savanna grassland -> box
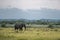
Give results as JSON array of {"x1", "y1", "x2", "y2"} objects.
[{"x1": 0, "y1": 27, "x2": 60, "y2": 40}]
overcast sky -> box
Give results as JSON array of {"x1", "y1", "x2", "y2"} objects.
[
  {"x1": 0, "y1": 0, "x2": 60, "y2": 20},
  {"x1": 0, "y1": 0, "x2": 60, "y2": 9}
]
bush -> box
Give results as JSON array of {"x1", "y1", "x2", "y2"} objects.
[
  {"x1": 48, "y1": 24, "x2": 54, "y2": 29},
  {"x1": 54, "y1": 29, "x2": 58, "y2": 32},
  {"x1": 1, "y1": 23, "x2": 6, "y2": 27}
]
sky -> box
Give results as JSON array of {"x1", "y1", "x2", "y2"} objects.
[{"x1": 0, "y1": 0, "x2": 60, "y2": 20}]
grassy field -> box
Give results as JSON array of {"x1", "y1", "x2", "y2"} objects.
[{"x1": 0, "y1": 27, "x2": 60, "y2": 40}]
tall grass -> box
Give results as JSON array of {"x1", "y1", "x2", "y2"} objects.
[{"x1": 0, "y1": 28, "x2": 60, "y2": 40}]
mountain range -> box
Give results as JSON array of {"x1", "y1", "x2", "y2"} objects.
[{"x1": 0, "y1": 8, "x2": 60, "y2": 20}]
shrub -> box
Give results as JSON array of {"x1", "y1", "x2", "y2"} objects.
[
  {"x1": 54, "y1": 29, "x2": 58, "y2": 32},
  {"x1": 1, "y1": 23, "x2": 6, "y2": 27},
  {"x1": 48, "y1": 24, "x2": 54, "y2": 29}
]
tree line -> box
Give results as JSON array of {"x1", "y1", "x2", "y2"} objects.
[{"x1": 0, "y1": 19, "x2": 60, "y2": 28}]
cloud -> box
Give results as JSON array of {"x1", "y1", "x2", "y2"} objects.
[{"x1": 0, "y1": 0, "x2": 60, "y2": 9}]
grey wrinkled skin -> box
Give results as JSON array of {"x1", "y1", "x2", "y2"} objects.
[{"x1": 14, "y1": 23, "x2": 26, "y2": 31}]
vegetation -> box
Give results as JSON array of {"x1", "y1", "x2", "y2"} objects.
[
  {"x1": 0, "y1": 19, "x2": 60, "y2": 40},
  {"x1": 1, "y1": 23, "x2": 6, "y2": 27},
  {"x1": 0, "y1": 19, "x2": 60, "y2": 25},
  {"x1": 0, "y1": 28, "x2": 60, "y2": 40},
  {"x1": 48, "y1": 24, "x2": 54, "y2": 29}
]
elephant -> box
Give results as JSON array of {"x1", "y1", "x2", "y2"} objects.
[{"x1": 14, "y1": 23, "x2": 26, "y2": 31}]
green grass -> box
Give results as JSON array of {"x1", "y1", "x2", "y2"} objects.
[{"x1": 0, "y1": 27, "x2": 60, "y2": 40}]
